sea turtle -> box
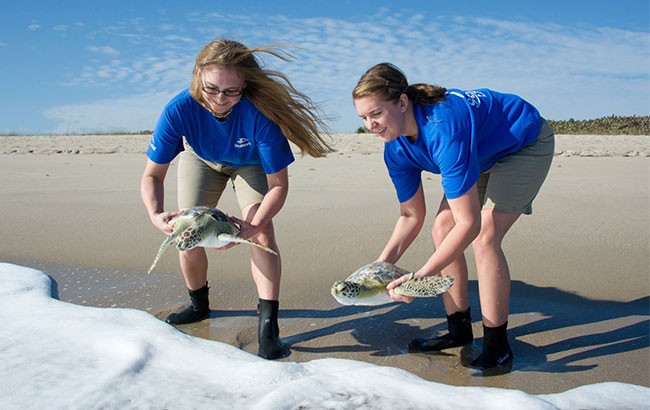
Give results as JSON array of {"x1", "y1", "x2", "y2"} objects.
[
  {"x1": 147, "y1": 206, "x2": 277, "y2": 273},
  {"x1": 331, "y1": 262, "x2": 454, "y2": 306}
]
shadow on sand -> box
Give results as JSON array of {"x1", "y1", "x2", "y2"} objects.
[
  {"x1": 48, "y1": 276, "x2": 649, "y2": 376},
  {"x1": 200, "y1": 280, "x2": 648, "y2": 375}
]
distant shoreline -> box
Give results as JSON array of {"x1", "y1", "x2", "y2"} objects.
[{"x1": 1, "y1": 133, "x2": 649, "y2": 157}]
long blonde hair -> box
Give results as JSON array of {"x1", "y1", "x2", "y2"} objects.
[
  {"x1": 352, "y1": 63, "x2": 447, "y2": 105},
  {"x1": 190, "y1": 39, "x2": 333, "y2": 158}
]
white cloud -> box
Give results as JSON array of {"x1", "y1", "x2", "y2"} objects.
[
  {"x1": 270, "y1": 13, "x2": 649, "y2": 127},
  {"x1": 87, "y1": 45, "x2": 121, "y2": 56},
  {"x1": 50, "y1": 10, "x2": 649, "y2": 133},
  {"x1": 28, "y1": 23, "x2": 41, "y2": 31},
  {"x1": 162, "y1": 34, "x2": 195, "y2": 44}
]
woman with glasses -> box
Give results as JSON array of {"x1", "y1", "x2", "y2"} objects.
[
  {"x1": 141, "y1": 39, "x2": 332, "y2": 360},
  {"x1": 352, "y1": 63, "x2": 554, "y2": 369}
]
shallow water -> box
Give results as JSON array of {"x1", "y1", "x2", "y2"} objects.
[{"x1": 18, "y1": 257, "x2": 649, "y2": 394}]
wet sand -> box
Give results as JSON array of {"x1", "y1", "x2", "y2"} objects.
[{"x1": 1, "y1": 134, "x2": 648, "y2": 394}]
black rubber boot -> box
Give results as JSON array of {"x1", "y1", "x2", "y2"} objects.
[
  {"x1": 470, "y1": 321, "x2": 513, "y2": 368},
  {"x1": 257, "y1": 299, "x2": 288, "y2": 360},
  {"x1": 165, "y1": 284, "x2": 210, "y2": 325},
  {"x1": 409, "y1": 308, "x2": 473, "y2": 352}
]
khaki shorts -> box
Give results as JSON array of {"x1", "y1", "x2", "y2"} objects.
[
  {"x1": 177, "y1": 143, "x2": 267, "y2": 210},
  {"x1": 477, "y1": 118, "x2": 555, "y2": 215}
]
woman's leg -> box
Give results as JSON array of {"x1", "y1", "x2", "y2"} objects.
[
  {"x1": 179, "y1": 247, "x2": 209, "y2": 291},
  {"x1": 472, "y1": 209, "x2": 520, "y2": 328},
  {"x1": 469, "y1": 120, "x2": 554, "y2": 368},
  {"x1": 165, "y1": 248, "x2": 211, "y2": 325},
  {"x1": 230, "y1": 166, "x2": 286, "y2": 359},
  {"x1": 241, "y1": 202, "x2": 282, "y2": 300},
  {"x1": 166, "y1": 148, "x2": 227, "y2": 325},
  {"x1": 469, "y1": 209, "x2": 520, "y2": 367},
  {"x1": 241, "y1": 202, "x2": 287, "y2": 360}
]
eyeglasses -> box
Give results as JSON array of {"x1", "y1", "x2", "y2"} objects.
[{"x1": 199, "y1": 72, "x2": 245, "y2": 97}]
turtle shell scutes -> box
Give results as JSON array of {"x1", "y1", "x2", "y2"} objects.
[
  {"x1": 343, "y1": 261, "x2": 410, "y2": 285},
  {"x1": 176, "y1": 226, "x2": 202, "y2": 250},
  {"x1": 394, "y1": 275, "x2": 455, "y2": 297},
  {"x1": 172, "y1": 206, "x2": 230, "y2": 224}
]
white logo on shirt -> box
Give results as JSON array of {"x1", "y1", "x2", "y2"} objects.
[
  {"x1": 235, "y1": 137, "x2": 251, "y2": 148},
  {"x1": 448, "y1": 90, "x2": 486, "y2": 107},
  {"x1": 464, "y1": 90, "x2": 486, "y2": 107}
]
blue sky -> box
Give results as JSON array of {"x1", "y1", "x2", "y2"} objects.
[{"x1": 1, "y1": 0, "x2": 648, "y2": 135}]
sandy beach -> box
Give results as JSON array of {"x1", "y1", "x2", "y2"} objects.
[{"x1": 1, "y1": 133, "x2": 648, "y2": 395}]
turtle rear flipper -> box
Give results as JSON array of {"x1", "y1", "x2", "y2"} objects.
[
  {"x1": 216, "y1": 233, "x2": 278, "y2": 255},
  {"x1": 148, "y1": 235, "x2": 175, "y2": 273},
  {"x1": 393, "y1": 275, "x2": 455, "y2": 297}
]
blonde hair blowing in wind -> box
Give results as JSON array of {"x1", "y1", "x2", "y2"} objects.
[{"x1": 190, "y1": 39, "x2": 334, "y2": 158}]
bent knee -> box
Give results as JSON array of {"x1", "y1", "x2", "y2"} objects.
[
  {"x1": 432, "y1": 213, "x2": 455, "y2": 245},
  {"x1": 471, "y1": 224, "x2": 505, "y2": 257},
  {"x1": 472, "y1": 229, "x2": 497, "y2": 251},
  {"x1": 473, "y1": 210, "x2": 519, "y2": 252}
]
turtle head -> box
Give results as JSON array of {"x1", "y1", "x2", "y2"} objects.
[{"x1": 331, "y1": 280, "x2": 361, "y2": 305}]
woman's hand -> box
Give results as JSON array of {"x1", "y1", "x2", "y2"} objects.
[
  {"x1": 150, "y1": 210, "x2": 180, "y2": 235},
  {"x1": 386, "y1": 272, "x2": 416, "y2": 303},
  {"x1": 208, "y1": 215, "x2": 261, "y2": 251},
  {"x1": 230, "y1": 215, "x2": 262, "y2": 241}
]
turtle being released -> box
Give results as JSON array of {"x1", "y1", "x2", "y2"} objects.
[
  {"x1": 147, "y1": 206, "x2": 277, "y2": 273},
  {"x1": 331, "y1": 262, "x2": 454, "y2": 306}
]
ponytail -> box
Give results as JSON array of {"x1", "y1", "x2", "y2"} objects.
[{"x1": 353, "y1": 63, "x2": 446, "y2": 105}]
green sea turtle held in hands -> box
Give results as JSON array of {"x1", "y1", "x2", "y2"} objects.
[
  {"x1": 148, "y1": 206, "x2": 277, "y2": 273},
  {"x1": 331, "y1": 262, "x2": 454, "y2": 306}
]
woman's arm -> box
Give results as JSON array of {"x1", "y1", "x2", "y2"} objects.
[
  {"x1": 140, "y1": 159, "x2": 178, "y2": 235},
  {"x1": 387, "y1": 183, "x2": 482, "y2": 301},
  {"x1": 418, "y1": 184, "x2": 481, "y2": 275},
  {"x1": 377, "y1": 183, "x2": 427, "y2": 265}
]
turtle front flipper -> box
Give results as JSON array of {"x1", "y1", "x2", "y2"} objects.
[
  {"x1": 393, "y1": 275, "x2": 455, "y2": 297},
  {"x1": 216, "y1": 233, "x2": 278, "y2": 256},
  {"x1": 148, "y1": 235, "x2": 176, "y2": 274}
]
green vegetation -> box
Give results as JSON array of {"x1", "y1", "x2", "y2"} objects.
[
  {"x1": 355, "y1": 115, "x2": 650, "y2": 135},
  {"x1": 547, "y1": 115, "x2": 649, "y2": 135}
]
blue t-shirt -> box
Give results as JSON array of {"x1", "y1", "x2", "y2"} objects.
[
  {"x1": 147, "y1": 89, "x2": 294, "y2": 174},
  {"x1": 384, "y1": 89, "x2": 541, "y2": 202}
]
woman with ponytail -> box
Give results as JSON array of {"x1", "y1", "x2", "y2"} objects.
[
  {"x1": 353, "y1": 63, "x2": 554, "y2": 369},
  {"x1": 141, "y1": 39, "x2": 333, "y2": 360}
]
